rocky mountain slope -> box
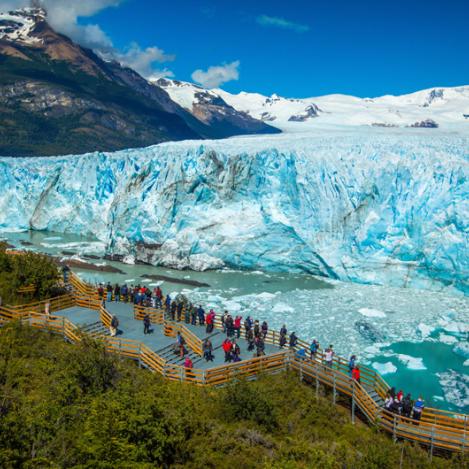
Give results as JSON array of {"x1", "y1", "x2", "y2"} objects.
[{"x1": 0, "y1": 8, "x2": 278, "y2": 157}]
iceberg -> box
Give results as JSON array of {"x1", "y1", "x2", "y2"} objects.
[{"x1": 0, "y1": 131, "x2": 467, "y2": 294}]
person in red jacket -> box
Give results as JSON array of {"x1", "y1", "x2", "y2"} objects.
[
  {"x1": 206, "y1": 309, "x2": 216, "y2": 333},
  {"x1": 184, "y1": 356, "x2": 193, "y2": 369},
  {"x1": 234, "y1": 315, "x2": 242, "y2": 338},
  {"x1": 222, "y1": 338, "x2": 232, "y2": 362},
  {"x1": 352, "y1": 366, "x2": 361, "y2": 383}
]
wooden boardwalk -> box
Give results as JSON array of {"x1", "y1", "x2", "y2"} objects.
[{"x1": 0, "y1": 271, "x2": 467, "y2": 454}]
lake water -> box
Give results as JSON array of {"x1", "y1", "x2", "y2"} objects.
[{"x1": 2, "y1": 229, "x2": 468, "y2": 412}]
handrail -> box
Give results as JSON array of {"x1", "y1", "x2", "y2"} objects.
[{"x1": 8, "y1": 271, "x2": 463, "y2": 453}]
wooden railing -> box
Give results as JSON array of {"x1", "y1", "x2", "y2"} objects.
[
  {"x1": 163, "y1": 320, "x2": 203, "y2": 356},
  {"x1": 133, "y1": 304, "x2": 164, "y2": 324},
  {"x1": 1, "y1": 272, "x2": 466, "y2": 454}
]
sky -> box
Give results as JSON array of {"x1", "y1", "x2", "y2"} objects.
[{"x1": 2, "y1": 0, "x2": 469, "y2": 97}]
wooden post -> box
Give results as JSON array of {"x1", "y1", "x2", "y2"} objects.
[
  {"x1": 299, "y1": 360, "x2": 303, "y2": 382},
  {"x1": 463, "y1": 415, "x2": 467, "y2": 452},
  {"x1": 333, "y1": 374, "x2": 337, "y2": 405},
  {"x1": 393, "y1": 415, "x2": 397, "y2": 442},
  {"x1": 315, "y1": 366, "x2": 319, "y2": 399},
  {"x1": 138, "y1": 343, "x2": 142, "y2": 368},
  {"x1": 430, "y1": 426, "x2": 435, "y2": 461},
  {"x1": 351, "y1": 381, "x2": 356, "y2": 424}
]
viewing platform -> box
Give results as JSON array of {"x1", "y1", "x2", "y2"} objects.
[{"x1": 0, "y1": 271, "x2": 467, "y2": 455}]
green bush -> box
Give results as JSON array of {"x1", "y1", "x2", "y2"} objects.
[
  {"x1": 0, "y1": 244, "x2": 60, "y2": 304},
  {"x1": 0, "y1": 323, "x2": 465, "y2": 468}
]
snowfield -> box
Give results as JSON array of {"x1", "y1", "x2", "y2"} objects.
[{"x1": 1, "y1": 129, "x2": 467, "y2": 294}]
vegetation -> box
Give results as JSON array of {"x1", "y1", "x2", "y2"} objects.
[
  {"x1": 0, "y1": 323, "x2": 464, "y2": 468},
  {"x1": 0, "y1": 243, "x2": 61, "y2": 304},
  {"x1": 0, "y1": 53, "x2": 197, "y2": 157}
]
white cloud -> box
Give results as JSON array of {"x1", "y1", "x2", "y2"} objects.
[
  {"x1": 0, "y1": 0, "x2": 176, "y2": 78},
  {"x1": 191, "y1": 60, "x2": 240, "y2": 89},
  {"x1": 0, "y1": 0, "x2": 121, "y2": 49},
  {"x1": 257, "y1": 14, "x2": 309, "y2": 33},
  {"x1": 114, "y1": 42, "x2": 175, "y2": 80}
]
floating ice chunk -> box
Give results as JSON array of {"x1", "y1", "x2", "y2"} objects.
[
  {"x1": 437, "y1": 370, "x2": 469, "y2": 409},
  {"x1": 358, "y1": 308, "x2": 386, "y2": 318},
  {"x1": 124, "y1": 279, "x2": 136, "y2": 282},
  {"x1": 256, "y1": 292, "x2": 276, "y2": 300},
  {"x1": 372, "y1": 361, "x2": 397, "y2": 375},
  {"x1": 43, "y1": 236, "x2": 62, "y2": 241},
  {"x1": 417, "y1": 323, "x2": 433, "y2": 338},
  {"x1": 222, "y1": 300, "x2": 242, "y2": 312},
  {"x1": 453, "y1": 342, "x2": 469, "y2": 359},
  {"x1": 438, "y1": 334, "x2": 458, "y2": 344},
  {"x1": 122, "y1": 255, "x2": 135, "y2": 264},
  {"x1": 396, "y1": 354, "x2": 426, "y2": 370},
  {"x1": 141, "y1": 278, "x2": 152, "y2": 282},
  {"x1": 463, "y1": 360, "x2": 469, "y2": 367},
  {"x1": 272, "y1": 303, "x2": 295, "y2": 313}
]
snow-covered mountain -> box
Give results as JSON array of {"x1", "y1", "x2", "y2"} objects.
[
  {"x1": 0, "y1": 7, "x2": 278, "y2": 156},
  {"x1": 1, "y1": 131, "x2": 467, "y2": 294},
  {"x1": 217, "y1": 85, "x2": 469, "y2": 131},
  {"x1": 159, "y1": 77, "x2": 469, "y2": 132}
]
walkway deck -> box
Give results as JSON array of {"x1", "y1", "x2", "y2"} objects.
[{"x1": 0, "y1": 271, "x2": 467, "y2": 454}]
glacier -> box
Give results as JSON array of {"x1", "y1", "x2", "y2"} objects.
[{"x1": 0, "y1": 130, "x2": 468, "y2": 294}]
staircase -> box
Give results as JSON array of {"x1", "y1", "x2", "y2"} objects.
[
  {"x1": 81, "y1": 321, "x2": 110, "y2": 338},
  {"x1": 156, "y1": 343, "x2": 201, "y2": 366},
  {"x1": 366, "y1": 386, "x2": 385, "y2": 407}
]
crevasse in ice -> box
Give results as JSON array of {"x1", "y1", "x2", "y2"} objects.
[{"x1": 0, "y1": 131, "x2": 467, "y2": 293}]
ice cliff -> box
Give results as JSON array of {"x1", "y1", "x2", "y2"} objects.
[{"x1": 0, "y1": 131, "x2": 467, "y2": 294}]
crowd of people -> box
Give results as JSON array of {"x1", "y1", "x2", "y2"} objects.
[
  {"x1": 98, "y1": 281, "x2": 425, "y2": 420},
  {"x1": 384, "y1": 387, "x2": 425, "y2": 422}
]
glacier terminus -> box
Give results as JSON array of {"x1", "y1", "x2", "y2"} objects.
[{"x1": 0, "y1": 129, "x2": 467, "y2": 295}]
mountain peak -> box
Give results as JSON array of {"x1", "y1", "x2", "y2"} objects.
[{"x1": 0, "y1": 7, "x2": 46, "y2": 45}]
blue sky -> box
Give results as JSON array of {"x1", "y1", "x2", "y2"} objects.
[{"x1": 40, "y1": 0, "x2": 469, "y2": 97}]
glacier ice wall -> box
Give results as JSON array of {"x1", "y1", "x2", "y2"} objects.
[{"x1": 0, "y1": 132, "x2": 468, "y2": 294}]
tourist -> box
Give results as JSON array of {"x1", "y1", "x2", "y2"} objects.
[
  {"x1": 165, "y1": 294, "x2": 171, "y2": 313},
  {"x1": 177, "y1": 302, "x2": 183, "y2": 321},
  {"x1": 352, "y1": 366, "x2": 361, "y2": 384},
  {"x1": 401, "y1": 393, "x2": 413, "y2": 418},
  {"x1": 389, "y1": 387, "x2": 396, "y2": 399},
  {"x1": 234, "y1": 315, "x2": 242, "y2": 338},
  {"x1": 44, "y1": 301, "x2": 50, "y2": 317},
  {"x1": 412, "y1": 396, "x2": 425, "y2": 423},
  {"x1": 247, "y1": 329, "x2": 255, "y2": 351},
  {"x1": 121, "y1": 284, "x2": 128, "y2": 302},
  {"x1": 396, "y1": 389, "x2": 404, "y2": 402},
  {"x1": 190, "y1": 305, "x2": 197, "y2": 325},
  {"x1": 253, "y1": 320, "x2": 260, "y2": 338},
  {"x1": 203, "y1": 339, "x2": 214, "y2": 362},
  {"x1": 129, "y1": 285, "x2": 134, "y2": 304},
  {"x1": 110, "y1": 315, "x2": 119, "y2": 337},
  {"x1": 114, "y1": 284, "x2": 120, "y2": 302},
  {"x1": 289, "y1": 332, "x2": 298, "y2": 348},
  {"x1": 324, "y1": 345, "x2": 334, "y2": 369},
  {"x1": 296, "y1": 348, "x2": 306, "y2": 361},
  {"x1": 225, "y1": 314, "x2": 234, "y2": 337},
  {"x1": 206, "y1": 309, "x2": 216, "y2": 333},
  {"x1": 231, "y1": 339, "x2": 241, "y2": 360},
  {"x1": 98, "y1": 283, "x2": 104, "y2": 298},
  {"x1": 348, "y1": 355, "x2": 356, "y2": 376},
  {"x1": 279, "y1": 332, "x2": 287, "y2": 348},
  {"x1": 176, "y1": 332, "x2": 185, "y2": 358},
  {"x1": 255, "y1": 336, "x2": 265, "y2": 356},
  {"x1": 184, "y1": 356, "x2": 193, "y2": 370},
  {"x1": 261, "y1": 320, "x2": 268, "y2": 340},
  {"x1": 197, "y1": 305, "x2": 205, "y2": 326},
  {"x1": 310, "y1": 339, "x2": 319, "y2": 359},
  {"x1": 244, "y1": 316, "x2": 253, "y2": 338},
  {"x1": 106, "y1": 282, "x2": 112, "y2": 302},
  {"x1": 222, "y1": 338, "x2": 232, "y2": 362},
  {"x1": 143, "y1": 313, "x2": 151, "y2": 334},
  {"x1": 170, "y1": 301, "x2": 177, "y2": 321},
  {"x1": 221, "y1": 310, "x2": 228, "y2": 333},
  {"x1": 384, "y1": 394, "x2": 394, "y2": 411},
  {"x1": 184, "y1": 304, "x2": 191, "y2": 323}
]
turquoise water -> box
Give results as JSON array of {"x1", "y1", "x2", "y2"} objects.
[{"x1": 1, "y1": 230, "x2": 468, "y2": 412}]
